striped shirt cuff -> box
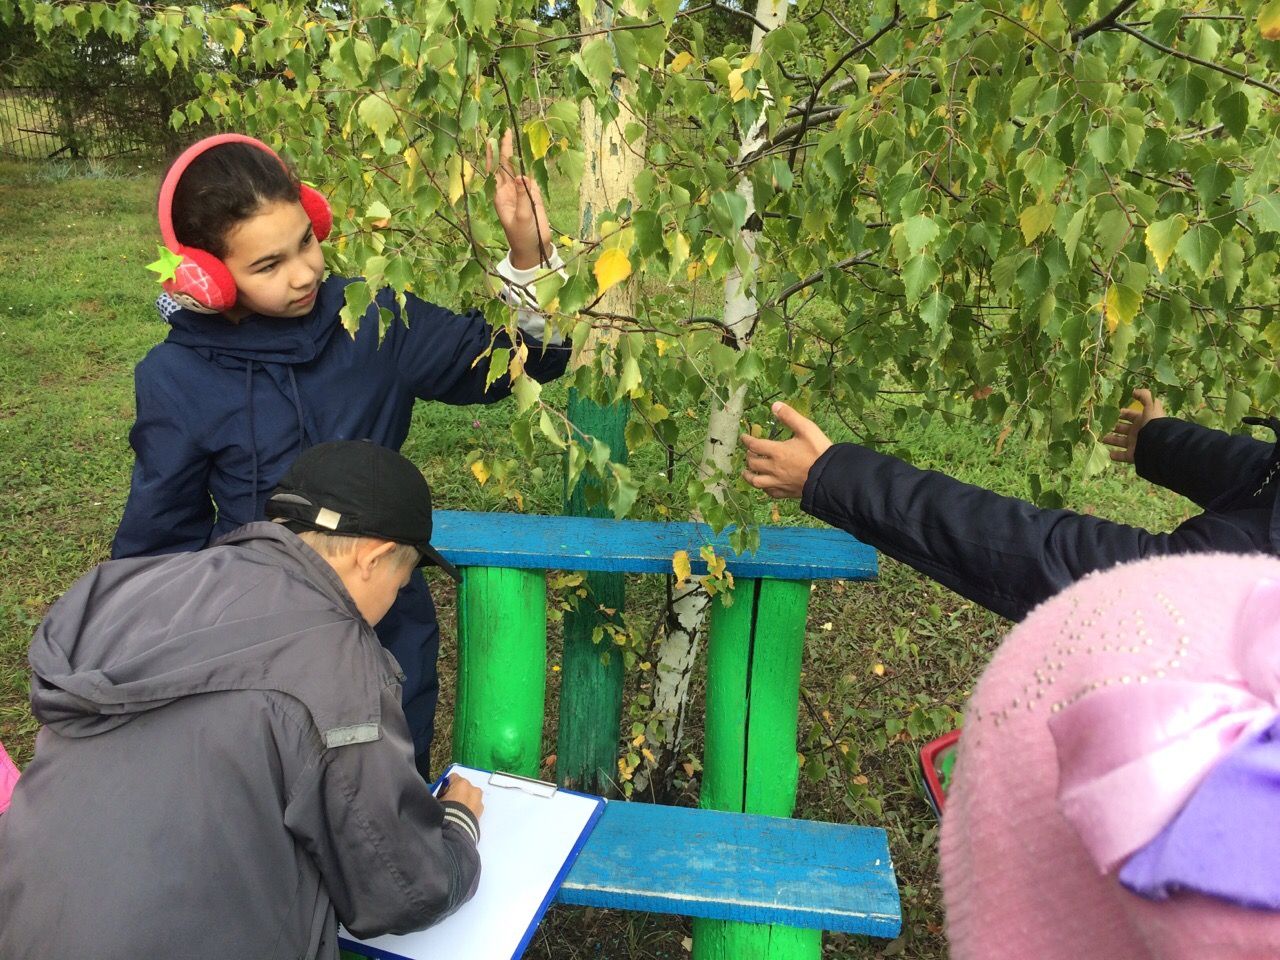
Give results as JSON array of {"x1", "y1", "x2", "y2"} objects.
[
  {"x1": 495, "y1": 250, "x2": 567, "y2": 345},
  {"x1": 441, "y1": 800, "x2": 481, "y2": 846}
]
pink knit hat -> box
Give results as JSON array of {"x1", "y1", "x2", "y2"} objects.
[{"x1": 941, "y1": 552, "x2": 1280, "y2": 960}]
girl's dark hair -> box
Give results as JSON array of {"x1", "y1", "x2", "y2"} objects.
[{"x1": 169, "y1": 142, "x2": 300, "y2": 258}]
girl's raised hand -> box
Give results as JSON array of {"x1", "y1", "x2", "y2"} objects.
[
  {"x1": 1102, "y1": 388, "x2": 1165, "y2": 465},
  {"x1": 487, "y1": 129, "x2": 552, "y2": 270}
]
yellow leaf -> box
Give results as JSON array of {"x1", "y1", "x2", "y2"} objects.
[
  {"x1": 655, "y1": 337, "x2": 669, "y2": 357},
  {"x1": 470, "y1": 460, "x2": 490, "y2": 486},
  {"x1": 402, "y1": 145, "x2": 420, "y2": 192},
  {"x1": 1261, "y1": 0, "x2": 1280, "y2": 40},
  {"x1": 1103, "y1": 282, "x2": 1142, "y2": 334},
  {"x1": 1019, "y1": 202, "x2": 1056, "y2": 244},
  {"x1": 672, "y1": 549, "x2": 691, "y2": 584},
  {"x1": 447, "y1": 154, "x2": 464, "y2": 204},
  {"x1": 230, "y1": 27, "x2": 246, "y2": 55},
  {"x1": 593, "y1": 247, "x2": 632, "y2": 294},
  {"x1": 872, "y1": 663, "x2": 886, "y2": 676},
  {"x1": 524, "y1": 118, "x2": 551, "y2": 160},
  {"x1": 728, "y1": 68, "x2": 749, "y2": 102},
  {"x1": 670, "y1": 51, "x2": 694, "y2": 73}
]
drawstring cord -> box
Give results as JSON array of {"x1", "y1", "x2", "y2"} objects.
[{"x1": 246, "y1": 361, "x2": 260, "y2": 521}]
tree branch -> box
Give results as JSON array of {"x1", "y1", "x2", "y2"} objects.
[
  {"x1": 1072, "y1": 0, "x2": 1140, "y2": 43},
  {"x1": 1115, "y1": 23, "x2": 1280, "y2": 98},
  {"x1": 787, "y1": 5, "x2": 901, "y2": 168},
  {"x1": 759, "y1": 251, "x2": 881, "y2": 314},
  {"x1": 763, "y1": 105, "x2": 844, "y2": 152}
]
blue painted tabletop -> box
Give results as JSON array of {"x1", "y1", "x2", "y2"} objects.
[
  {"x1": 555, "y1": 801, "x2": 901, "y2": 938},
  {"x1": 431, "y1": 511, "x2": 877, "y2": 582}
]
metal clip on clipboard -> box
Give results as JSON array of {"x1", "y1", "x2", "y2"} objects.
[{"x1": 488, "y1": 770, "x2": 558, "y2": 798}]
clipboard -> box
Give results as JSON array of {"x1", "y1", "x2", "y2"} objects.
[{"x1": 338, "y1": 764, "x2": 606, "y2": 960}]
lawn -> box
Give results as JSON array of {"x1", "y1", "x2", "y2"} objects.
[{"x1": 0, "y1": 160, "x2": 1193, "y2": 958}]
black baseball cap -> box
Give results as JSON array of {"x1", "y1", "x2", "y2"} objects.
[{"x1": 265, "y1": 440, "x2": 460, "y2": 582}]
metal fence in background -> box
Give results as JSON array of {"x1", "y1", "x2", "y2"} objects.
[{"x1": 0, "y1": 85, "x2": 177, "y2": 161}]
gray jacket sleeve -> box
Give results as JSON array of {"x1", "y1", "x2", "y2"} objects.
[{"x1": 285, "y1": 686, "x2": 481, "y2": 938}]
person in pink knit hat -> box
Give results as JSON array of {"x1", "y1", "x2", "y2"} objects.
[{"x1": 941, "y1": 552, "x2": 1280, "y2": 960}]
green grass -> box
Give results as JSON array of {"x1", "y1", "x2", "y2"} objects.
[{"x1": 0, "y1": 161, "x2": 1191, "y2": 958}]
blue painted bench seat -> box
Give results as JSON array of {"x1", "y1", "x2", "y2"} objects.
[
  {"x1": 555, "y1": 801, "x2": 901, "y2": 938},
  {"x1": 431, "y1": 511, "x2": 877, "y2": 582}
]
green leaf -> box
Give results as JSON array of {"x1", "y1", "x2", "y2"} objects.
[
  {"x1": 901, "y1": 255, "x2": 939, "y2": 305},
  {"x1": 1083, "y1": 438, "x2": 1111, "y2": 480},
  {"x1": 1250, "y1": 194, "x2": 1280, "y2": 234},
  {"x1": 608, "y1": 463, "x2": 640, "y2": 519},
  {"x1": 1221, "y1": 239, "x2": 1244, "y2": 301},
  {"x1": 1087, "y1": 125, "x2": 1124, "y2": 165},
  {"x1": 945, "y1": 2, "x2": 985, "y2": 40},
  {"x1": 919, "y1": 290, "x2": 953, "y2": 333},
  {"x1": 709, "y1": 190, "x2": 748, "y2": 234},
  {"x1": 653, "y1": 0, "x2": 679, "y2": 28},
  {"x1": 1215, "y1": 89, "x2": 1249, "y2": 140},
  {"x1": 1144, "y1": 214, "x2": 1187, "y2": 273},
  {"x1": 1224, "y1": 389, "x2": 1251, "y2": 425},
  {"x1": 901, "y1": 214, "x2": 939, "y2": 254},
  {"x1": 1194, "y1": 162, "x2": 1234, "y2": 206},
  {"x1": 577, "y1": 36, "x2": 613, "y2": 89},
  {"x1": 1019, "y1": 203, "x2": 1056, "y2": 245},
  {"x1": 357, "y1": 93, "x2": 397, "y2": 142},
  {"x1": 1061, "y1": 205, "x2": 1088, "y2": 263},
  {"x1": 1167, "y1": 73, "x2": 1208, "y2": 123},
  {"x1": 1175, "y1": 224, "x2": 1221, "y2": 280},
  {"x1": 539, "y1": 409, "x2": 565, "y2": 449}
]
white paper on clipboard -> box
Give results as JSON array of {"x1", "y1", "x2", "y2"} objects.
[{"x1": 339, "y1": 764, "x2": 605, "y2": 960}]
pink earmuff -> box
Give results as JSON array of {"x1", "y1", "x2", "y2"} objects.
[{"x1": 156, "y1": 133, "x2": 332, "y2": 314}]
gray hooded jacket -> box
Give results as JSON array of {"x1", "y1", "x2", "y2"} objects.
[{"x1": 0, "y1": 523, "x2": 480, "y2": 959}]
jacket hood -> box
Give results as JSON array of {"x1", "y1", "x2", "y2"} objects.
[
  {"x1": 28, "y1": 523, "x2": 392, "y2": 745},
  {"x1": 158, "y1": 276, "x2": 351, "y2": 365}
]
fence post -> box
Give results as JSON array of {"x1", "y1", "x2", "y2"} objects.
[
  {"x1": 693, "y1": 576, "x2": 821, "y2": 960},
  {"x1": 556, "y1": 390, "x2": 627, "y2": 794},
  {"x1": 452, "y1": 566, "x2": 547, "y2": 778}
]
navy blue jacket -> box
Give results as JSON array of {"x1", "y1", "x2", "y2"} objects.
[
  {"x1": 112, "y1": 275, "x2": 570, "y2": 763},
  {"x1": 802, "y1": 417, "x2": 1280, "y2": 621}
]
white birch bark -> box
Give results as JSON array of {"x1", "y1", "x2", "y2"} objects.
[
  {"x1": 576, "y1": 2, "x2": 645, "y2": 369},
  {"x1": 646, "y1": 0, "x2": 788, "y2": 785}
]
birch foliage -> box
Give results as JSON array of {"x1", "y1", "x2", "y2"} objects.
[{"x1": 8, "y1": 0, "x2": 1280, "y2": 532}]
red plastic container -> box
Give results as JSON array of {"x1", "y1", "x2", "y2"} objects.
[{"x1": 919, "y1": 728, "x2": 961, "y2": 817}]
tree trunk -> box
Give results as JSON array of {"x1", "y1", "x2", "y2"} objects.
[
  {"x1": 647, "y1": 0, "x2": 788, "y2": 790},
  {"x1": 557, "y1": 1, "x2": 647, "y2": 795}
]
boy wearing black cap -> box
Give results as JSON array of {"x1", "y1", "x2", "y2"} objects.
[{"x1": 0, "y1": 441, "x2": 481, "y2": 960}]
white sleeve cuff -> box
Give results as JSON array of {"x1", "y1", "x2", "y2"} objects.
[{"x1": 495, "y1": 249, "x2": 567, "y2": 345}]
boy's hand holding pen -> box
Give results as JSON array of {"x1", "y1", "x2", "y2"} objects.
[{"x1": 437, "y1": 774, "x2": 485, "y2": 821}]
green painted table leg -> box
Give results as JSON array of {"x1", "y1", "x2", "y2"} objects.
[
  {"x1": 557, "y1": 389, "x2": 627, "y2": 794},
  {"x1": 453, "y1": 566, "x2": 547, "y2": 778},
  {"x1": 695, "y1": 577, "x2": 819, "y2": 960}
]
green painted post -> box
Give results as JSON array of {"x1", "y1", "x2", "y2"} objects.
[
  {"x1": 556, "y1": 389, "x2": 628, "y2": 794},
  {"x1": 452, "y1": 566, "x2": 547, "y2": 778},
  {"x1": 694, "y1": 577, "x2": 821, "y2": 960}
]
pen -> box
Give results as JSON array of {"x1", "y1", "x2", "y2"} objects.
[{"x1": 435, "y1": 774, "x2": 451, "y2": 797}]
